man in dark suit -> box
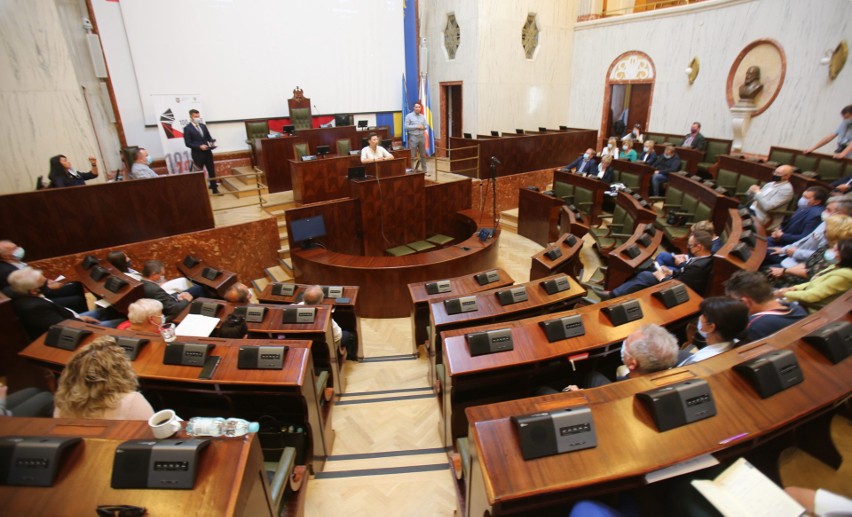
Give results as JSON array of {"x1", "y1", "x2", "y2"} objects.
[
  {"x1": 183, "y1": 109, "x2": 220, "y2": 194},
  {"x1": 766, "y1": 186, "x2": 828, "y2": 247},
  {"x1": 560, "y1": 148, "x2": 597, "y2": 174},
  {"x1": 681, "y1": 121, "x2": 706, "y2": 151},
  {"x1": 650, "y1": 145, "x2": 682, "y2": 196},
  {"x1": 594, "y1": 230, "x2": 714, "y2": 299},
  {"x1": 141, "y1": 260, "x2": 195, "y2": 321},
  {"x1": 8, "y1": 267, "x2": 101, "y2": 341},
  {"x1": 0, "y1": 240, "x2": 88, "y2": 313}
]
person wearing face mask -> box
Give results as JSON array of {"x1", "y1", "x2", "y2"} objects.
[
  {"x1": 774, "y1": 239, "x2": 852, "y2": 310},
  {"x1": 803, "y1": 105, "x2": 852, "y2": 159},
  {"x1": 769, "y1": 214, "x2": 852, "y2": 289},
  {"x1": 724, "y1": 270, "x2": 807, "y2": 343},
  {"x1": 595, "y1": 155, "x2": 615, "y2": 183},
  {"x1": 128, "y1": 147, "x2": 160, "y2": 180},
  {"x1": 561, "y1": 148, "x2": 597, "y2": 174},
  {"x1": 622, "y1": 123, "x2": 644, "y2": 144},
  {"x1": 766, "y1": 186, "x2": 828, "y2": 247},
  {"x1": 639, "y1": 139, "x2": 657, "y2": 164},
  {"x1": 680, "y1": 121, "x2": 706, "y2": 151},
  {"x1": 763, "y1": 195, "x2": 852, "y2": 268},
  {"x1": 677, "y1": 297, "x2": 748, "y2": 367},
  {"x1": 746, "y1": 164, "x2": 795, "y2": 231},
  {"x1": 0, "y1": 240, "x2": 88, "y2": 313},
  {"x1": 140, "y1": 260, "x2": 197, "y2": 321},
  {"x1": 120, "y1": 298, "x2": 164, "y2": 333},
  {"x1": 600, "y1": 137, "x2": 620, "y2": 160},
  {"x1": 620, "y1": 137, "x2": 638, "y2": 162},
  {"x1": 650, "y1": 145, "x2": 681, "y2": 196},
  {"x1": 47, "y1": 154, "x2": 99, "y2": 188},
  {"x1": 183, "y1": 109, "x2": 220, "y2": 194},
  {"x1": 105, "y1": 251, "x2": 142, "y2": 281}
]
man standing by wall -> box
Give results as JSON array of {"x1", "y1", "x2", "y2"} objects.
[{"x1": 405, "y1": 102, "x2": 427, "y2": 172}]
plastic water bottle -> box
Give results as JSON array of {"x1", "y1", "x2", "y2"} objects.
[{"x1": 185, "y1": 417, "x2": 259, "y2": 437}]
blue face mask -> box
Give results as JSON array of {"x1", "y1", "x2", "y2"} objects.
[
  {"x1": 146, "y1": 155, "x2": 153, "y2": 165},
  {"x1": 824, "y1": 249, "x2": 838, "y2": 264},
  {"x1": 797, "y1": 197, "x2": 809, "y2": 209},
  {"x1": 12, "y1": 247, "x2": 25, "y2": 261},
  {"x1": 584, "y1": 153, "x2": 592, "y2": 160}
]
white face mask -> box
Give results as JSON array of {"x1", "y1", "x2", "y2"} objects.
[
  {"x1": 644, "y1": 146, "x2": 652, "y2": 153},
  {"x1": 797, "y1": 197, "x2": 809, "y2": 209},
  {"x1": 697, "y1": 318, "x2": 709, "y2": 338},
  {"x1": 622, "y1": 145, "x2": 630, "y2": 151},
  {"x1": 821, "y1": 211, "x2": 830, "y2": 222},
  {"x1": 11, "y1": 247, "x2": 25, "y2": 261},
  {"x1": 192, "y1": 117, "x2": 202, "y2": 125}
]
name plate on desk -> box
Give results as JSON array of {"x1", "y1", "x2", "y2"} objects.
[
  {"x1": 653, "y1": 284, "x2": 689, "y2": 309},
  {"x1": 44, "y1": 325, "x2": 91, "y2": 351},
  {"x1": 540, "y1": 275, "x2": 570, "y2": 295},
  {"x1": 238, "y1": 345, "x2": 287, "y2": 370},
  {"x1": 115, "y1": 336, "x2": 149, "y2": 361},
  {"x1": 474, "y1": 270, "x2": 500, "y2": 286},
  {"x1": 233, "y1": 305, "x2": 267, "y2": 323},
  {"x1": 637, "y1": 379, "x2": 717, "y2": 432},
  {"x1": 444, "y1": 296, "x2": 478, "y2": 315},
  {"x1": 0, "y1": 436, "x2": 82, "y2": 487},
  {"x1": 496, "y1": 286, "x2": 528, "y2": 306},
  {"x1": 466, "y1": 328, "x2": 513, "y2": 356},
  {"x1": 802, "y1": 321, "x2": 851, "y2": 364},
  {"x1": 321, "y1": 286, "x2": 344, "y2": 299},
  {"x1": 539, "y1": 314, "x2": 585, "y2": 343},
  {"x1": 512, "y1": 406, "x2": 597, "y2": 460},
  {"x1": 282, "y1": 307, "x2": 316, "y2": 323},
  {"x1": 734, "y1": 349, "x2": 803, "y2": 398},
  {"x1": 111, "y1": 439, "x2": 210, "y2": 490},
  {"x1": 425, "y1": 280, "x2": 452, "y2": 295},
  {"x1": 271, "y1": 283, "x2": 297, "y2": 297},
  {"x1": 163, "y1": 342, "x2": 215, "y2": 367},
  {"x1": 189, "y1": 301, "x2": 223, "y2": 318},
  {"x1": 602, "y1": 299, "x2": 643, "y2": 327}
]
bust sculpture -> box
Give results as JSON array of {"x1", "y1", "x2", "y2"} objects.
[{"x1": 738, "y1": 66, "x2": 764, "y2": 100}]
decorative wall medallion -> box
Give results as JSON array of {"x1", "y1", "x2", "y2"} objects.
[
  {"x1": 726, "y1": 39, "x2": 786, "y2": 117},
  {"x1": 522, "y1": 14, "x2": 540, "y2": 59},
  {"x1": 444, "y1": 14, "x2": 460, "y2": 60}
]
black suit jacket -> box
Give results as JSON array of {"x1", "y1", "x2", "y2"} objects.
[
  {"x1": 673, "y1": 255, "x2": 712, "y2": 296},
  {"x1": 183, "y1": 123, "x2": 213, "y2": 151},
  {"x1": 142, "y1": 280, "x2": 190, "y2": 320},
  {"x1": 681, "y1": 132, "x2": 706, "y2": 151},
  {"x1": 10, "y1": 293, "x2": 77, "y2": 342},
  {"x1": 594, "y1": 165, "x2": 614, "y2": 184},
  {"x1": 563, "y1": 155, "x2": 597, "y2": 174}
]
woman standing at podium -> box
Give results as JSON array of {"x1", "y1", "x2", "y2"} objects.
[
  {"x1": 54, "y1": 336, "x2": 154, "y2": 420},
  {"x1": 360, "y1": 132, "x2": 393, "y2": 164}
]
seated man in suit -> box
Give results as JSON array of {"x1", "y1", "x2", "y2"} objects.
[
  {"x1": 650, "y1": 145, "x2": 682, "y2": 196},
  {"x1": 724, "y1": 270, "x2": 808, "y2": 343},
  {"x1": 594, "y1": 230, "x2": 714, "y2": 300},
  {"x1": 766, "y1": 186, "x2": 828, "y2": 248},
  {"x1": 140, "y1": 260, "x2": 197, "y2": 322},
  {"x1": 681, "y1": 121, "x2": 707, "y2": 151},
  {"x1": 560, "y1": 148, "x2": 597, "y2": 174},
  {"x1": 300, "y1": 285, "x2": 357, "y2": 361},
  {"x1": 0, "y1": 240, "x2": 88, "y2": 313},
  {"x1": 746, "y1": 164, "x2": 795, "y2": 231},
  {"x1": 7, "y1": 267, "x2": 122, "y2": 341},
  {"x1": 656, "y1": 221, "x2": 721, "y2": 272},
  {"x1": 763, "y1": 194, "x2": 852, "y2": 268}
]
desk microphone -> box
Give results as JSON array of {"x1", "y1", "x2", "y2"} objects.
[{"x1": 490, "y1": 156, "x2": 501, "y2": 166}]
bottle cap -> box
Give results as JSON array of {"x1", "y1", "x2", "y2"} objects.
[{"x1": 248, "y1": 422, "x2": 260, "y2": 433}]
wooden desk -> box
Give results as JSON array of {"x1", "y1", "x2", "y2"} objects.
[
  {"x1": 258, "y1": 283, "x2": 363, "y2": 359},
  {"x1": 256, "y1": 126, "x2": 389, "y2": 193},
  {"x1": 605, "y1": 222, "x2": 663, "y2": 291},
  {"x1": 464, "y1": 292, "x2": 852, "y2": 516},
  {"x1": 517, "y1": 187, "x2": 567, "y2": 247},
  {"x1": 428, "y1": 274, "x2": 586, "y2": 393},
  {"x1": 408, "y1": 268, "x2": 514, "y2": 354},
  {"x1": 176, "y1": 257, "x2": 238, "y2": 298},
  {"x1": 441, "y1": 280, "x2": 700, "y2": 448},
  {"x1": 529, "y1": 232, "x2": 584, "y2": 281},
  {"x1": 18, "y1": 320, "x2": 332, "y2": 472},
  {"x1": 709, "y1": 208, "x2": 768, "y2": 296},
  {"x1": 0, "y1": 418, "x2": 274, "y2": 516},
  {"x1": 74, "y1": 259, "x2": 144, "y2": 313},
  {"x1": 290, "y1": 153, "x2": 409, "y2": 205}
]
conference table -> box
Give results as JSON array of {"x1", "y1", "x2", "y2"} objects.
[
  {"x1": 463, "y1": 292, "x2": 852, "y2": 516},
  {"x1": 0, "y1": 417, "x2": 275, "y2": 516}
]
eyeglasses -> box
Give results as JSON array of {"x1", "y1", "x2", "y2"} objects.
[{"x1": 96, "y1": 505, "x2": 147, "y2": 517}]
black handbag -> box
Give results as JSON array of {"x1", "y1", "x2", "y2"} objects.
[{"x1": 666, "y1": 209, "x2": 686, "y2": 226}]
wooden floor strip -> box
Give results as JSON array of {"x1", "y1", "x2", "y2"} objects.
[
  {"x1": 313, "y1": 463, "x2": 449, "y2": 479},
  {"x1": 335, "y1": 393, "x2": 436, "y2": 406},
  {"x1": 328, "y1": 447, "x2": 450, "y2": 461},
  {"x1": 340, "y1": 386, "x2": 433, "y2": 398},
  {"x1": 360, "y1": 354, "x2": 419, "y2": 363}
]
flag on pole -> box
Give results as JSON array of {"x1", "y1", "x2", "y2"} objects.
[
  {"x1": 419, "y1": 73, "x2": 435, "y2": 156},
  {"x1": 402, "y1": 74, "x2": 410, "y2": 147}
]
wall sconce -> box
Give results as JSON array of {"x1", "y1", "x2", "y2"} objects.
[
  {"x1": 685, "y1": 57, "x2": 700, "y2": 85},
  {"x1": 820, "y1": 40, "x2": 847, "y2": 80}
]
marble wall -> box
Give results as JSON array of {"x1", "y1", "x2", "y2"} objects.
[
  {"x1": 0, "y1": 0, "x2": 104, "y2": 194},
  {"x1": 568, "y1": 0, "x2": 852, "y2": 154}
]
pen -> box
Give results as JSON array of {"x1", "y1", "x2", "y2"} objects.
[{"x1": 718, "y1": 432, "x2": 749, "y2": 445}]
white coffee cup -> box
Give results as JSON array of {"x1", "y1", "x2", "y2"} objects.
[{"x1": 148, "y1": 409, "x2": 182, "y2": 439}]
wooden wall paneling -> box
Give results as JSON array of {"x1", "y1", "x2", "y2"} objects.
[
  {"x1": 350, "y1": 174, "x2": 426, "y2": 255},
  {"x1": 425, "y1": 179, "x2": 474, "y2": 238},
  {"x1": 284, "y1": 199, "x2": 362, "y2": 256}
]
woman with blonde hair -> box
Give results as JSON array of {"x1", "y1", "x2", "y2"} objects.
[{"x1": 53, "y1": 336, "x2": 154, "y2": 420}]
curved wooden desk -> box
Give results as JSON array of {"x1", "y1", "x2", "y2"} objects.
[{"x1": 291, "y1": 211, "x2": 501, "y2": 318}]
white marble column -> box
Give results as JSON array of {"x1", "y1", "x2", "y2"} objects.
[{"x1": 730, "y1": 100, "x2": 757, "y2": 153}]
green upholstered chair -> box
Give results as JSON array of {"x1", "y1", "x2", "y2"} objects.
[
  {"x1": 407, "y1": 240, "x2": 436, "y2": 252},
  {"x1": 618, "y1": 171, "x2": 640, "y2": 191},
  {"x1": 245, "y1": 120, "x2": 270, "y2": 165},
  {"x1": 734, "y1": 175, "x2": 760, "y2": 204},
  {"x1": 122, "y1": 146, "x2": 139, "y2": 170},
  {"x1": 336, "y1": 138, "x2": 352, "y2": 156},
  {"x1": 768, "y1": 148, "x2": 794, "y2": 164},
  {"x1": 427, "y1": 234, "x2": 453, "y2": 246},
  {"x1": 793, "y1": 154, "x2": 818, "y2": 173},
  {"x1": 264, "y1": 447, "x2": 297, "y2": 515},
  {"x1": 553, "y1": 181, "x2": 574, "y2": 203},
  {"x1": 573, "y1": 187, "x2": 594, "y2": 215},
  {"x1": 653, "y1": 186, "x2": 684, "y2": 221},
  {"x1": 815, "y1": 158, "x2": 842, "y2": 182},
  {"x1": 693, "y1": 202, "x2": 712, "y2": 224},
  {"x1": 293, "y1": 143, "x2": 309, "y2": 160},
  {"x1": 698, "y1": 140, "x2": 730, "y2": 173},
  {"x1": 716, "y1": 168, "x2": 739, "y2": 195},
  {"x1": 290, "y1": 108, "x2": 311, "y2": 130},
  {"x1": 386, "y1": 244, "x2": 416, "y2": 256}
]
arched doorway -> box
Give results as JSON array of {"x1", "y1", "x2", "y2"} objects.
[{"x1": 600, "y1": 51, "x2": 655, "y2": 148}]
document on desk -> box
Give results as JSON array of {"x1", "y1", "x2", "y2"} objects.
[
  {"x1": 644, "y1": 453, "x2": 718, "y2": 484},
  {"x1": 161, "y1": 277, "x2": 193, "y2": 295},
  {"x1": 175, "y1": 314, "x2": 219, "y2": 337},
  {"x1": 690, "y1": 458, "x2": 804, "y2": 517}
]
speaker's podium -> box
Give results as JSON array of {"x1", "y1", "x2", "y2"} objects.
[{"x1": 349, "y1": 170, "x2": 426, "y2": 256}]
